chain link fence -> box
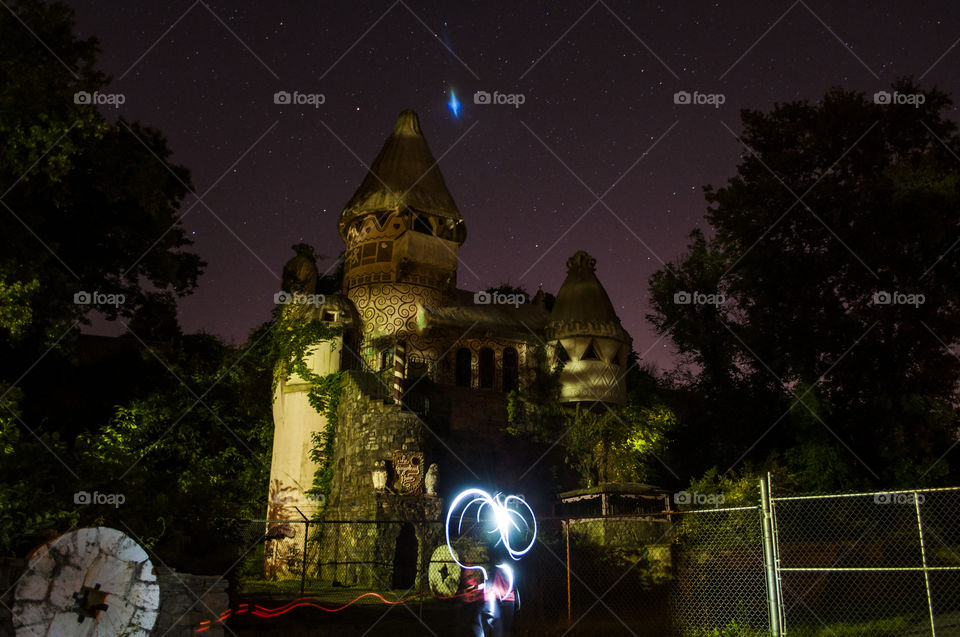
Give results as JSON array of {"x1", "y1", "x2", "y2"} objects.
[
  {"x1": 774, "y1": 487, "x2": 960, "y2": 636},
  {"x1": 232, "y1": 486, "x2": 960, "y2": 635},
  {"x1": 234, "y1": 516, "x2": 673, "y2": 635},
  {"x1": 669, "y1": 505, "x2": 769, "y2": 636},
  {"x1": 669, "y1": 483, "x2": 960, "y2": 637}
]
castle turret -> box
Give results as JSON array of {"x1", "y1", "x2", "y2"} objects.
[
  {"x1": 546, "y1": 251, "x2": 632, "y2": 405},
  {"x1": 267, "y1": 250, "x2": 360, "y2": 522},
  {"x1": 339, "y1": 110, "x2": 465, "y2": 342}
]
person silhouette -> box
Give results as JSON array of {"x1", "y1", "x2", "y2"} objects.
[{"x1": 466, "y1": 546, "x2": 518, "y2": 636}]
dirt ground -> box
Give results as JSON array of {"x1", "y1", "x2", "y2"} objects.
[{"x1": 224, "y1": 597, "x2": 663, "y2": 636}]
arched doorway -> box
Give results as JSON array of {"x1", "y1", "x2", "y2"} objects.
[
  {"x1": 392, "y1": 523, "x2": 418, "y2": 589},
  {"x1": 502, "y1": 347, "x2": 518, "y2": 392},
  {"x1": 478, "y1": 348, "x2": 495, "y2": 389},
  {"x1": 455, "y1": 348, "x2": 472, "y2": 387}
]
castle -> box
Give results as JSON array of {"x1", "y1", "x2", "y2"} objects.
[{"x1": 266, "y1": 110, "x2": 633, "y2": 586}]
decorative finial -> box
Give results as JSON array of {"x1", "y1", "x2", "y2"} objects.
[
  {"x1": 393, "y1": 110, "x2": 422, "y2": 137},
  {"x1": 566, "y1": 251, "x2": 596, "y2": 273}
]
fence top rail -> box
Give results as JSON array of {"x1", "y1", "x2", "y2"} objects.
[
  {"x1": 547, "y1": 513, "x2": 673, "y2": 523},
  {"x1": 773, "y1": 485, "x2": 960, "y2": 501},
  {"x1": 672, "y1": 505, "x2": 760, "y2": 515},
  {"x1": 249, "y1": 518, "x2": 445, "y2": 524}
]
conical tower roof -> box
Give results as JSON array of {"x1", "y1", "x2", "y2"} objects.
[
  {"x1": 339, "y1": 110, "x2": 463, "y2": 240},
  {"x1": 547, "y1": 251, "x2": 630, "y2": 343}
]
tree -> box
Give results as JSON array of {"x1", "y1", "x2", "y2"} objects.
[
  {"x1": 0, "y1": 0, "x2": 203, "y2": 367},
  {"x1": 75, "y1": 332, "x2": 274, "y2": 573},
  {"x1": 0, "y1": 0, "x2": 212, "y2": 560},
  {"x1": 509, "y1": 347, "x2": 677, "y2": 488},
  {"x1": 649, "y1": 80, "x2": 960, "y2": 490}
]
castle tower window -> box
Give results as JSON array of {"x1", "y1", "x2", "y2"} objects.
[
  {"x1": 412, "y1": 215, "x2": 434, "y2": 235},
  {"x1": 581, "y1": 341, "x2": 600, "y2": 361},
  {"x1": 555, "y1": 342, "x2": 569, "y2": 363},
  {"x1": 502, "y1": 347, "x2": 519, "y2": 392},
  {"x1": 360, "y1": 242, "x2": 377, "y2": 264},
  {"x1": 478, "y1": 348, "x2": 495, "y2": 389},
  {"x1": 379, "y1": 349, "x2": 392, "y2": 371},
  {"x1": 376, "y1": 241, "x2": 393, "y2": 262},
  {"x1": 455, "y1": 348, "x2": 472, "y2": 387}
]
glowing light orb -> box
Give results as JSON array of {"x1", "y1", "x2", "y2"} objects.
[{"x1": 448, "y1": 89, "x2": 461, "y2": 117}]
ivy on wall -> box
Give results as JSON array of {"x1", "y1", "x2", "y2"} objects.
[
  {"x1": 306, "y1": 371, "x2": 342, "y2": 518},
  {"x1": 267, "y1": 305, "x2": 341, "y2": 395},
  {"x1": 267, "y1": 303, "x2": 344, "y2": 518}
]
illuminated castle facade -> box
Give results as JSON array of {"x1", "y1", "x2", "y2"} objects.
[{"x1": 266, "y1": 110, "x2": 632, "y2": 586}]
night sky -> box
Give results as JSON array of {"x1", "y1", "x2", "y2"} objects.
[{"x1": 66, "y1": 1, "x2": 960, "y2": 369}]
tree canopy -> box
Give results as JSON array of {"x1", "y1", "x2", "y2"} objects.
[
  {"x1": 649, "y1": 80, "x2": 960, "y2": 491},
  {"x1": 0, "y1": 0, "x2": 203, "y2": 365}
]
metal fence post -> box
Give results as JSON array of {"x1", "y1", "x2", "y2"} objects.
[
  {"x1": 760, "y1": 476, "x2": 782, "y2": 636},
  {"x1": 914, "y1": 491, "x2": 936, "y2": 637},
  {"x1": 301, "y1": 520, "x2": 309, "y2": 596},
  {"x1": 565, "y1": 519, "x2": 572, "y2": 627},
  {"x1": 769, "y1": 474, "x2": 785, "y2": 636},
  {"x1": 294, "y1": 507, "x2": 309, "y2": 597}
]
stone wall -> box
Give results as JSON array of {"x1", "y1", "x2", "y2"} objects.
[
  {"x1": 328, "y1": 371, "x2": 429, "y2": 518},
  {"x1": 0, "y1": 559, "x2": 26, "y2": 637},
  {"x1": 430, "y1": 384, "x2": 557, "y2": 499},
  {"x1": 317, "y1": 371, "x2": 444, "y2": 589},
  {"x1": 152, "y1": 567, "x2": 229, "y2": 637}
]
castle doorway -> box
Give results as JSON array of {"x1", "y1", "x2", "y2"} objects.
[{"x1": 392, "y1": 523, "x2": 418, "y2": 589}]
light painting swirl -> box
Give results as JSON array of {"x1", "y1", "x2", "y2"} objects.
[{"x1": 444, "y1": 489, "x2": 536, "y2": 610}]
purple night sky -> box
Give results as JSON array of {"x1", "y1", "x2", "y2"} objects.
[{"x1": 66, "y1": 1, "x2": 960, "y2": 369}]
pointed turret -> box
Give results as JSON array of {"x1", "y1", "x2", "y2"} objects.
[
  {"x1": 339, "y1": 110, "x2": 465, "y2": 341},
  {"x1": 546, "y1": 251, "x2": 632, "y2": 405},
  {"x1": 339, "y1": 110, "x2": 465, "y2": 243}
]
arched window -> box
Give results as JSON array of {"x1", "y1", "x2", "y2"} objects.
[
  {"x1": 502, "y1": 347, "x2": 519, "y2": 392},
  {"x1": 478, "y1": 348, "x2": 495, "y2": 389},
  {"x1": 455, "y1": 348, "x2": 472, "y2": 387}
]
